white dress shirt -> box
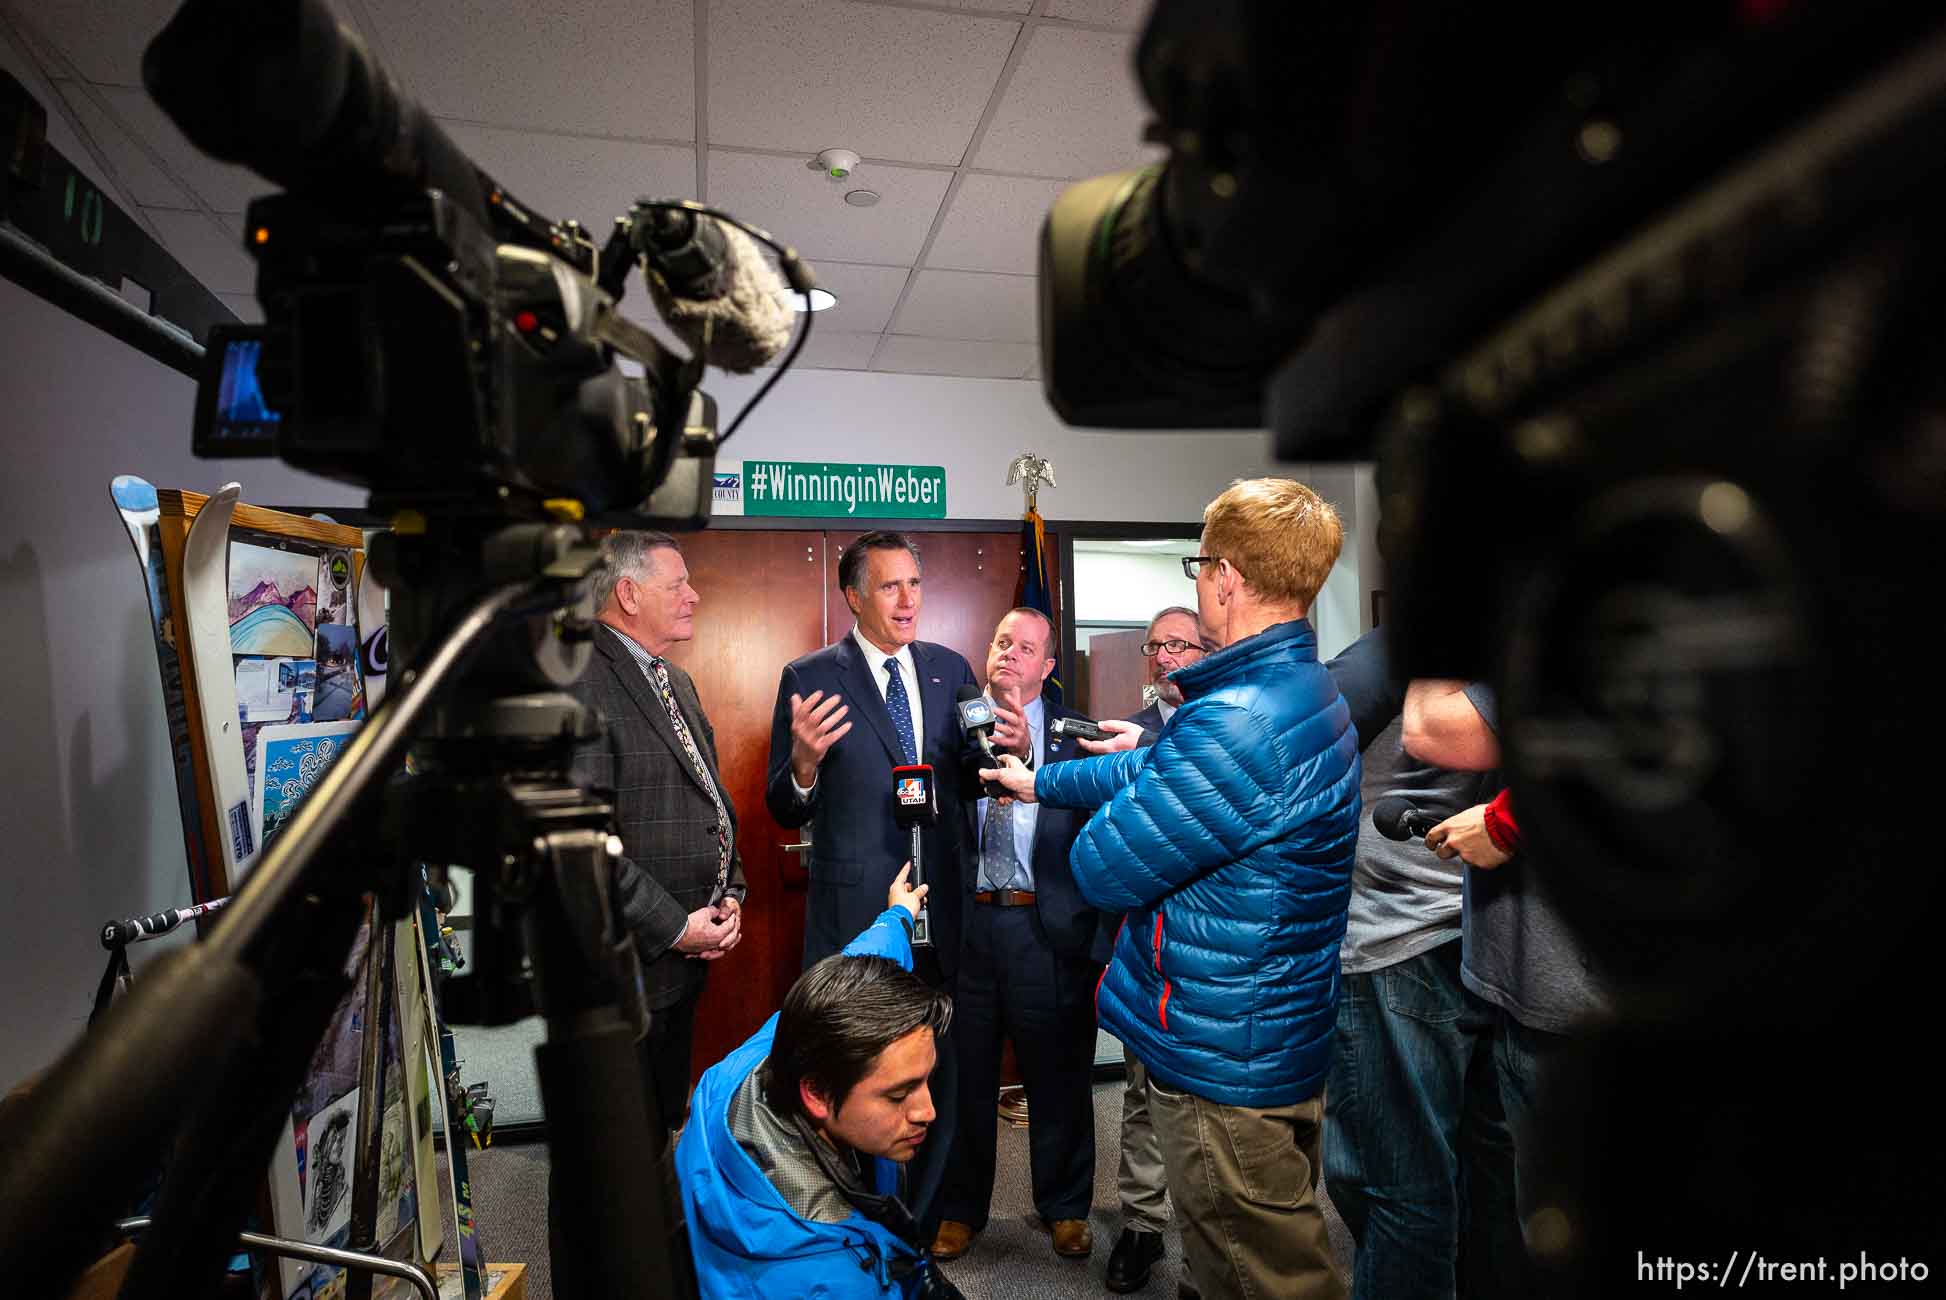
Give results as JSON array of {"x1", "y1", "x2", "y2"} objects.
[{"x1": 792, "y1": 627, "x2": 925, "y2": 798}]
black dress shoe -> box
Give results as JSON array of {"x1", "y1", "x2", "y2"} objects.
[{"x1": 1105, "y1": 1228, "x2": 1166, "y2": 1293}]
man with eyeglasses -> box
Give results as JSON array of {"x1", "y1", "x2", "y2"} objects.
[
  {"x1": 982, "y1": 478, "x2": 1359, "y2": 1300},
  {"x1": 1103, "y1": 605, "x2": 1205, "y2": 1295}
]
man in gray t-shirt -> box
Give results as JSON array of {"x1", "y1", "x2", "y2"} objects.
[
  {"x1": 1322, "y1": 632, "x2": 1524, "y2": 1299},
  {"x1": 1405, "y1": 679, "x2": 1613, "y2": 1260}
]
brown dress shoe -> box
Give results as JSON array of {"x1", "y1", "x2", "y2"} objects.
[
  {"x1": 930, "y1": 1220, "x2": 976, "y2": 1261},
  {"x1": 1049, "y1": 1218, "x2": 1094, "y2": 1258}
]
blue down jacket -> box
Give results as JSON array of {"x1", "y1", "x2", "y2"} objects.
[
  {"x1": 1035, "y1": 619, "x2": 1359, "y2": 1108},
  {"x1": 678, "y1": 908, "x2": 925, "y2": 1298}
]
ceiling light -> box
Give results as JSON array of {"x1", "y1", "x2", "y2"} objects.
[{"x1": 787, "y1": 288, "x2": 839, "y2": 313}]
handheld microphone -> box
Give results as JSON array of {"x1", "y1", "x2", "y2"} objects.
[
  {"x1": 957, "y1": 686, "x2": 1013, "y2": 798},
  {"x1": 891, "y1": 764, "x2": 939, "y2": 828},
  {"x1": 955, "y1": 686, "x2": 999, "y2": 762},
  {"x1": 635, "y1": 204, "x2": 796, "y2": 373},
  {"x1": 1372, "y1": 796, "x2": 1441, "y2": 843}
]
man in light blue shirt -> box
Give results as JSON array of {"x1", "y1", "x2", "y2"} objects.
[{"x1": 933, "y1": 609, "x2": 1104, "y2": 1264}]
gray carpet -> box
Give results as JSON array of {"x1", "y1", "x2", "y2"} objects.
[{"x1": 439, "y1": 1080, "x2": 1354, "y2": 1300}]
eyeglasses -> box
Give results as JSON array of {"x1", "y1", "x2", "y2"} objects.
[
  {"x1": 1141, "y1": 639, "x2": 1205, "y2": 658},
  {"x1": 1182, "y1": 555, "x2": 1216, "y2": 579}
]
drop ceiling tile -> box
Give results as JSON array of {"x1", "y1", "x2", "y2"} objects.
[
  {"x1": 972, "y1": 25, "x2": 1159, "y2": 178},
  {"x1": 145, "y1": 208, "x2": 255, "y2": 295},
  {"x1": 891, "y1": 269, "x2": 1036, "y2": 343},
  {"x1": 708, "y1": 0, "x2": 1018, "y2": 165},
  {"x1": 928, "y1": 0, "x2": 1034, "y2": 11},
  {"x1": 23, "y1": 0, "x2": 373, "y2": 87},
  {"x1": 439, "y1": 122, "x2": 694, "y2": 236},
  {"x1": 90, "y1": 85, "x2": 274, "y2": 213},
  {"x1": 1044, "y1": 0, "x2": 1150, "y2": 28},
  {"x1": 872, "y1": 336, "x2": 1035, "y2": 379},
  {"x1": 359, "y1": 0, "x2": 694, "y2": 138},
  {"x1": 761, "y1": 329, "x2": 881, "y2": 371},
  {"x1": 50, "y1": 83, "x2": 191, "y2": 208},
  {"x1": 1, "y1": 34, "x2": 135, "y2": 216},
  {"x1": 926, "y1": 174, "x2": 1067, "y2": 275},
  {"x1": 708, "y1": 151, "x2": 950, "y2": 266},
  {"x1": 796, "y1": 261, "x2": 911, "y2": 334},
  {"x1": 1022, "y1": 355, "x2": 1043, "y2": 381}
]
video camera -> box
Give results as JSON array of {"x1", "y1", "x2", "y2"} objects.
[
  {"x1": 1041, "y1": 1, "x2": 1943, "y2": 1290},
  {"x1": 151, "y1": 0, "x2": 773, "y2": 526}
]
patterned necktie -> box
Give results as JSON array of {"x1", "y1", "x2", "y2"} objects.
[
  {"x1": 883, "y1": 656, "x2": 918, "y2": 765},
  {"x1": 649, "y1": 658, "x2": 732, "y2": 893},
  {"x1": 980, "y1": 795, "x2": 1021, "y2": 893}
]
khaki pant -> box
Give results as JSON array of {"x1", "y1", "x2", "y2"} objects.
[
  {"x1": 1118, "y1": 1048, "x2": 1172, "y2": 1233},
  {"x1": 1148, "y1": 1076, "x2": 1347, "y2": 1300}
]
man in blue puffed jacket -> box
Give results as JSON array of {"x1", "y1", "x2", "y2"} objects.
[
  {"x1": 982, "y1": 478, "x2": 1361, "y2": 1300},
  {"x1": 677, "y1": 866, "x2": 964, "y2": 1299}
]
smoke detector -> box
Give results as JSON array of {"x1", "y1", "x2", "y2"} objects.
[{"x1": 812, "y1": 147, "x2": 860, "y2": 180}]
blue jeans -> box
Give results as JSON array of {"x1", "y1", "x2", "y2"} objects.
[{"x1": 1324, "y1": 940, "x2": 1530, "y2": 1299}]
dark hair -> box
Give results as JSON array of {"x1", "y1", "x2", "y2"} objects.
[
  {"x1": 764, "y1": 953, "x2": 953, "y2": 1119},
  {"x1": 837, "y1": 531, "x2": 923, "y2": 594},
  {"x1": 998, "y1": 606, "x2": 1058, "y2": 659}
]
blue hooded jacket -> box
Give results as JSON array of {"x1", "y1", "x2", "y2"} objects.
[
  {"x1": 1035, "y1": 619, "x2": 1359, "y2": 1108},
  {"x1": 677, "y1": 908, "x2": 929, "y2": 1298}
]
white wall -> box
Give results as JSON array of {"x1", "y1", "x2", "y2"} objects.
[
  {"x1": 708, "y1": 367, "x2": 1292, "y2": 525},
  {"x1": 0, "y1": 275, "x2": 362, "y2": 1093},
  {"x1": 1072, "y1": 549, "x2": 1198, "y2": 625}
]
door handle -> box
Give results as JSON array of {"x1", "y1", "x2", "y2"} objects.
[{"x1": 782, "y1": 842, "x2": 811, "y2": 853}]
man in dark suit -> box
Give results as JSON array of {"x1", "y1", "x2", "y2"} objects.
[
  {"x1": 570, "y1": 530, "x2": 747, "y2": 1133},
  {"x1": 764, "y1": 530, "x2": 978, "y2": 1231},
  {"x1": 932, "y1": 607, "x2": 1104, "y2": 1264},
  {"x1": 1103, "y1": 604, "x2": 1208, "y2": 1295}
]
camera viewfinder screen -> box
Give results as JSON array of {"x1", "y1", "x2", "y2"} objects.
[
  {"x1": 194, "y1": 325, "x2": 280, "y2": 458},
  {"x1": 211, "y1": 337, "x2": 280, "y2": 442}
]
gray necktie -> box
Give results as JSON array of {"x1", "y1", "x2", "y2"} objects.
[{"x1": 980, "y1": 795, "x2": 1021, "y2": 893}]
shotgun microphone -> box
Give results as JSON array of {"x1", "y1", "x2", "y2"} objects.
[
  {"x1": 1372, "y1": 796, "x2": 1441, "y2": 843},
  {"x1": 635, "y1": 205, "x2": 796, "y2": 373}
]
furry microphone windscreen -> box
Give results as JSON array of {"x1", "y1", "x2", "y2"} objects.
[{"x1": 642, "y1": 219, "x2": 796, "y2": 373}]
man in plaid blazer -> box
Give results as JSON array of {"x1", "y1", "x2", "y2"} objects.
[{"x1": 569, "y1": 529, "x2": 748, "y2": 1134}]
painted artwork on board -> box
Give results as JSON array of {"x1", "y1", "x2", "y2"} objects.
[
  {"x1": 271, "y1": 918, "x2": 420, "y2": 1300},
  {"x1": 254, "y1": 722, "x2": 358, "y2": 849},
  {"x1": 229, "y1": 541, "x2": 319, "y2": 658}
]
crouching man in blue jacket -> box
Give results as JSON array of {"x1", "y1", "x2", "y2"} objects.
[
  {"x1": 677, "y1": 865, "x2": 964, "y2": 1299},
  {"x1": 983, "y1": 478, "x2": 1361, "y2": 1300}
]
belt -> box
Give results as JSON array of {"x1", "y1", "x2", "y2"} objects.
[{"x1": 974, "y1": 889, "x2": 1036, "y2": 907}]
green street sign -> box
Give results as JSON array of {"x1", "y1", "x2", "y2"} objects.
[{"x1": 743, "y1": 460, "x2": 947, "y2": 518}]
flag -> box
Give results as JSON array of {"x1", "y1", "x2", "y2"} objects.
[{"x1": 1015, "y1": 509, "x2": 1062, "y2": 706}]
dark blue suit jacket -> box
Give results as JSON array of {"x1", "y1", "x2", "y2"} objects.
[
  {"x1": 962, "y1": 704, "x2": 1099, "y2": 961},
  {"x1": 766, "y1": 636, "x2": 978, "y2": 977}
]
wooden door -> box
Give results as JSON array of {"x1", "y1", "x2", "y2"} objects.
[
  {"x1": 1087, "y1": 628, "x2": 1151, "y2": 721},
  {"x1": 663, "y1": 530, "x2": 826, "y2": 1080}
]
